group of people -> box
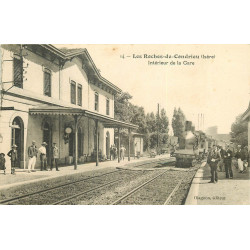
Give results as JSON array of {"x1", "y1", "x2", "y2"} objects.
[
  {"x1": 0, "y1": 144, "x2": 18, "y2": 175},
  {"x1": 207, "y1": 144, "x2": 249, "y2": 184},
  {"x1": 0, "y1": 140, "x2": 60, "y2": 175},
  {"x1": 27, "y1": 140, "x2": 59, "y2": 173},
  {"x1": 109, "y1": 144, "x2": 126, "y2": 161}
]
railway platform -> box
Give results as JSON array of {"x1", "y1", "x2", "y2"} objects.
[
  {"x1": 0, "y1": 154, "x2": 172, "y2": 191},
  {"x1": 185, "y1": 162, "x2": 250, "y2": 205}
]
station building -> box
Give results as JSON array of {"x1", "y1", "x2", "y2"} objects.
[
  {"x1": 0, "y1": 44, "x2": 137, "y2": 172},
  {"x1": 242, "y1": 102, "x2": 250, "y2": 153}
]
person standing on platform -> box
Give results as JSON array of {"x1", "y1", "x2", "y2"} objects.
[
  {"x1": 39, "y1": 142, "x2": 48, "y2": 171},
  {"x1": 207, "y1": 145, "x2": 221, "y2": 183},
  {"x1": 242, "y1": 146, "x2": 249, "y2": 173},
  {"x1": 7, "y1": 145, "x2": 18, "y2": 175},
  {"x1": 120, "y1": 145, "x2": 126, "y2": 161},
  {"x1": 113, "y1": 145, "x2": 117, "y2": 160},
  {"x1": 235, "y1": 145, "x2": 244, "y2": 173},
  {"x1": 51, "y1": 142, "x2": 59, "y2": 171},
  {"x1": 0, "y1": 153, "x2": 6, "y2": 175},
  {"x1": 217, "y1": 146, "x2": 225, "y2": 172},
  {"x1": 224, "y1": 144, "x2": 233, "y2": 179},
  {"x1": 27, "y1": 140, "x2": 38, "y2": 173},
  {"x1": 110, "y1": 145, "x2": 114, "y2": 160}
]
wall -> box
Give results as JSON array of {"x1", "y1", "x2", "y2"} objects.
[
  {"x1": 60, "y1": 58, "x2": 89, "y2": 108},
  {"x1": 89, "y1": 83, "x2": 114, "y2": 117},
  {"x1": 1, "y1": 45, "x2": 60, "y2": 100}
]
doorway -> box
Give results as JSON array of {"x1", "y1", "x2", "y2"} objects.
[{"x1": 11, "y1": 116, "x2": 24, "y2": 168}]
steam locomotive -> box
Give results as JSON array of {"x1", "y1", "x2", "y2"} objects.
[{"x1": 173, "y1": 121, "x2": 207, "y2": 168}]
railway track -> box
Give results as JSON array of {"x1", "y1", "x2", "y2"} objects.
[
  {"x1": 53, "y1": 170, "x2": 145, "y2": 205},
  {"x1": 0, "y1": 169, "x2": 124, "y2": 205},
  {"x1": 111, "y1": 165, "x2": 200, "y2": 205},
  {"x1": 163, "y1": 166, "x2": 198, "y2": 205},
  {"x1": 1, "y1": 159, "x2": 170, "y2": 205}
]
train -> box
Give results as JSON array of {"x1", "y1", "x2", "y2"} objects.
[{"x1": 173, "y1": 121, "x2": 208, "y2": 168}]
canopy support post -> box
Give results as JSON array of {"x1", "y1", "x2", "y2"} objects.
[
  {"x1": 95, "y1": 120, "x2": 99, "y2": 166},
  {"x1": 128, "y1": 128, "x2": 131, "y2": 161},
  {"x1": 74, "y1": 115, "x2": 78, "y2": 170},
  {"x1": 118, "y1": 127, "x2": 121, "y2": 163}
]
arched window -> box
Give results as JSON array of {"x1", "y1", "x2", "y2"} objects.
[{"x1": 11, "y1": 116, "x2": 24, "y2": 167}]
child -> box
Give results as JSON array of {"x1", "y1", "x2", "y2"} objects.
[
  {"x1": 7, "y1": 145, "x2": 18, "y2": 175},
  {"x1": 0, "y1": 153, "x2": 6, "y2": 175}
]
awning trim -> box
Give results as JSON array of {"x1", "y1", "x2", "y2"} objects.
[{"x1": 29, "y1": 106, "x2": 138, "y2": 130}]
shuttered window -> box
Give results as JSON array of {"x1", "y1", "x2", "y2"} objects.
[
  {"x1": 71, "y1": 81, "x2": 76, "y2": 104},
  {"x1": 13, "y1": 57, "x2": 23, "y2": 88},
  {"x1": 78, "y1": 84, "x2": 82, "y2": 106},
  {"x1": 106, "y1": 98, "x2": 110, "y2": 115},
  {"x1": 95, "y1": 92, "x2": 99, "y2": 111},
  {"x1": 44, "y1": 71, "x2": 51, "y2": 97}
]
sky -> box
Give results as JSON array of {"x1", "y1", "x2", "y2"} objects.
[{"x1": 56, "y1": 44, "x2": 250, "y2": 134}]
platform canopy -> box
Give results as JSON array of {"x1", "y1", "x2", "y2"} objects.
[
  {"x1": 29, "y1": 104, "x2": 138, "y2": 168},
  {"x1": 29, "y1": 105, "x2": 138, "y2": 130}
]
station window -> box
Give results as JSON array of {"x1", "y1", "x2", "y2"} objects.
[
  {"x1": 44, "y1": 69, "x2": 51, "y2": 97},
  {"x1": 78, "y1": 84, "x2": 82, "y2": 106},
  {"x1": 71, "y1": 81, "x2": 76, "y2": 104},
  {"x1": 13, "y1": 56, "x2": 23, "y2": 88},
  {"x1": 95, "y1": 92, "x2": 99, "y2": 111},
  {"x1": 106, "y1": 98, "x2": 110, "y2": 115}
]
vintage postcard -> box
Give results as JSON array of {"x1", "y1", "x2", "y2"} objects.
[{"x1": 0, "y1": 44, "x2": 249, "y2": 205}]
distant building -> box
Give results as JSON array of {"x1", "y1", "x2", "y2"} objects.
[
  {"x1": 206, "y1": 126, "x2": 230, "y2": 148},
  {"x1": 242, "y1": 102, "x2": 250, "y2": 152},
  {"x1": 206, "y1": 126, "x2": 218, "y2": 137}
]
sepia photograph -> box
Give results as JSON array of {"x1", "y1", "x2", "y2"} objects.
[
  {"x1": 0, "y1": 44, "x2": 249, "y2": 205},
  {"x1": 1, "y1": 2, "x2": 250, "y2": 250}
]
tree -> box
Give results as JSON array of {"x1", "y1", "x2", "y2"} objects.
[
  {"x1": 159, "y1": 108, "x2": 169, "y2": 145},
  {"x1": 230, "y1": 114, "x2": 248, "y2": 147},
  {"x1": 146, "y1": 109, "x2": 169, "y2": 150},
  {"x1": 172, "y1": 107, "x2": 186, "y2": 142},
  {"x1": 114, "y1": 92, "x2": 133, "y2": 122},
  {"x1": 114, "y1": 91, "x2": 169, "y2": 152}
]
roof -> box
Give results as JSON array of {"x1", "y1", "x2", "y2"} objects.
[
  {"x1": 28, "y1": 44, "x2": 122, "y2": 94},
  {"x1": 56, "y1": 47, "x2": 86, "y2": 56},
  {"x1": 29, "y1": 105, "x2": 138, "y2": 130}
]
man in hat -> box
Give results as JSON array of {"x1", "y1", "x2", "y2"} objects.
[
  {"x1": 224, "y1": 144, "x2": 233, "y2": 178},
  {"x1": 39, "y1": 142, "x2": 48, "y2": 171},
  {"x1": 7, "y1": 145, "x2": 18, "y2": 174},
  {"x1": 27, "y1": 140, "x2": 38, "y2": 173},
  {"x1": 51, "y1": 142, "x2": 59, "y2": 171},
  {"x1": 207, "y1": 144, "x2": 221, "y2": 183}
]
